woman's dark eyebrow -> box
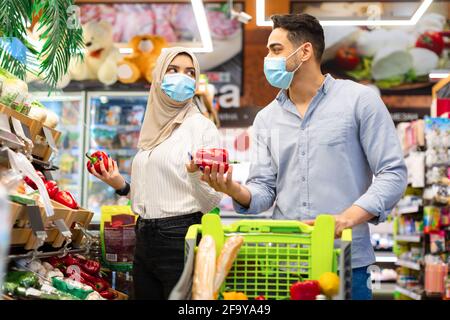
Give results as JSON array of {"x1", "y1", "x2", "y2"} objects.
[
  {"x1": 186, "y1": 67, "x2": 196, "y2": 72},
  {"x1": 168, "y1": 64, "x2": 179, "y2": 69}
]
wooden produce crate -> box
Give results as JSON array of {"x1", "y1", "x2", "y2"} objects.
[
  {"x1": 53, "y1": 206, "x2": 94, "y2": 248},
  {"x1": 24, "y1": 200, "x2": 72, "y2": 250},
  {"x1": 8, "y1": 200, "x2": 26, "y2": 227},
  {"x1": 9, "y1": 201, "x2": 33, "y2": 246},
  {"x1": 0, "y1": 103, "x2": 61, "y2": 161},
  {"x1": 113, "y1": 290, "x2": 129, "y2": 300},
  {"x1": 0, "y1": 103, "x2": 41, "y2": 141}
]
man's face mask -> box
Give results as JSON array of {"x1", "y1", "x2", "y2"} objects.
[{"x1": 263, "y1": 45, "x2": 305, "y2": 90}]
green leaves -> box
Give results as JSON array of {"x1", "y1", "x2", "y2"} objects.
[{"x1": 0, "y1": 0, "x2": 84, "y2": 90}]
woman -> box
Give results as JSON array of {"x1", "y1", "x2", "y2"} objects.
[{"x1": 89, "y1": 47, "x2": 223, "y2": 300}]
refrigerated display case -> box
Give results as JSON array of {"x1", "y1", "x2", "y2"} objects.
[
  {"x1": 84, "y1": 92, "x2": 148, "y2": 221},
  {"x1": 32, "y1": 92, "x2": 85, "y2": 204}
]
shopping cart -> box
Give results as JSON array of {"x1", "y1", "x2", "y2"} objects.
[{"x1": 169, "y1": 214, "x2": 352, "y2": 300}]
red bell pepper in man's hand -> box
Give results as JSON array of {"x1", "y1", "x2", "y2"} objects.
[
  {"x1": 53, "y1": 190, "x2": 79, "y2": 209},
  {"x1": 86, "y1": 151, "x2": 109, "y2": 175},
  {"x1": 290, "y1": 280, "x2": 321, "y2": 300},
  {"x1": 194, "y1": 148, "x2": 238, "y2": 173}
]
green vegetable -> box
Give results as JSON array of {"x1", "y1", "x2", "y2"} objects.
[
  {"x1": 31, "y1": 100, "x2": 46, "y2": 109},
  {"x1": 346, "y1": 57, "x2": 372, "y2": 81},
  {"x1": 9, "y1": 194, "x2": 36, "y2": 206},
  {"x1": 375, "y1": 76, "x2": 404, "y2": 89},
  {"x1": 2, "y1": 282, "x2": 19, "y2": 295},
  {"x1": 5, "y1": 271, "x2": 40, "y2": 289}
]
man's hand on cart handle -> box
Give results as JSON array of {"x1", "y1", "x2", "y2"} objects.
[{"x1": 303, "y1": 205, "x2": 375, "y2": 238}]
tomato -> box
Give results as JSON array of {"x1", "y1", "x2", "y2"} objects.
[{"x1": 335, "y1": 47, "x2": 360, "y2": 71}]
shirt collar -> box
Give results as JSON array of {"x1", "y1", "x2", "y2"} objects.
[{"x1": 276, "y1": 73, "x2": 335, "y2": 104}]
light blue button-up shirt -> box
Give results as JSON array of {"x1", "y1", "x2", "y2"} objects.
[{"x1": 234, "y1": 74, "x2": 407, "y2": 268}]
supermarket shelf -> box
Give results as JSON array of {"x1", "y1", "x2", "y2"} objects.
[
  {"x1": 395, "y1": 234, "x2": 421, "y2": 243},
  {"x1": 395, "y1": 259, "x2": 421, "y2": 271},
  {"x1": 92, "y1": 124, "x2": 141, "y2": 131},
  {"x1": 59, "y1": 124, "x2": 80, "y2": 132},
  {"x1": 373, "y1": 283, "x2": 396, "y2": 295},
  {"x1": 395, "y1": 286, "x2": 422, "y2": 300},
  {"x1": 396, "y1": 205, "x2": 421, "y2": 215},
  {"x1": 375, "y1": 252, "x2": 397, "y2": 263}
]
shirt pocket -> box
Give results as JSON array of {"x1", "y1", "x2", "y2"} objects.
[{"x1": 313, "y1": 113, "x2": 350, "y2": 146}]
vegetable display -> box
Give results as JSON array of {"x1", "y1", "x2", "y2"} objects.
[{"x1": 332, "y1": 17, "x2": 449, "y2": 89}]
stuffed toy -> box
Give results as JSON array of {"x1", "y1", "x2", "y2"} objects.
[
  {"x1": 66, "y1": 20, "x2": 121, "y2": 86},
  {"x1": 117, "y1": 35, "x2": 168, "y2": 84}
]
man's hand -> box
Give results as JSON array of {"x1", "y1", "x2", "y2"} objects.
[
  {"x1": 201, "y1": 162, "x2": 241, "y2": 196},
  {"x1": 303, "y1": 205, "x2": 375, "y2": 238},
  {"x1": 200, "y1": 162, "x2": 252, "y2": 208}
]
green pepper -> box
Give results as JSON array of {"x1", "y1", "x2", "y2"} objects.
[{"x1": 5, "y1": 271, "x2": 40, "y2": 289}]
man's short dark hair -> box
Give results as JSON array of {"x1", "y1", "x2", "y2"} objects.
[{"x1": 271, "y1": 13, "x2": 325, "y2": 62}]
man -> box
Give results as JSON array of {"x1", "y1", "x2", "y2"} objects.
[{"x1": 201, "y1": 13, "x2": 407, "y2": 300}]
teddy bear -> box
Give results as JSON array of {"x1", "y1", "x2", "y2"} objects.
[
  {"x1": 117, "y1": 35, "x2": 168, "y2": 84},
  {"x1": 62, "y1": 20, "x2": 121, "y2": 86}
]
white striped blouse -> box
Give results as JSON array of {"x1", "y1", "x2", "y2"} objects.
[{"x1": 130, "y1": 113, "x2": 223, "y2": 219}]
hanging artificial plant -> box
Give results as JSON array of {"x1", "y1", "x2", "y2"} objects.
[{"x1": 0, "y1": 0, "x2": 84, "y2": 88}]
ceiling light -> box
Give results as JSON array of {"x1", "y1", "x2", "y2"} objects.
[
  {"x1": 256, "y1": 0, "x2": 434, "y2": 27},
  {"x1": 191, "y1": 0, "x2": 213, "y2": 53}
]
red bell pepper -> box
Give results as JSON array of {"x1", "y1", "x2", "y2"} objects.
[
  {"x1": 335, "y1": 47, "x2": 360, "y2": 70},
  {"x1": 47, "y1": 256, "x2": 65, "y2": 270},
  {"x1": 255, "y1": 295, "x2": 266, "y2": 300},
  {"x1": 290, "y1": 280, "x2": 321, "y2": 300},
  {"x1": 80, "y1": 271, "x2": 110, "y2": 292},
  {"x1": 63, "y1": 254, "x2": 101, "y2": 275},
  {"x1": 99, "y1": 289, "x2": 117, "y2": 300},
  {"x1": 86, "y1": 151, "x2": 109, "y2": 175},
  {"x1": 45, "y1": 180, "x2": 59, "y2": 199},
  {"x1": 195, "y1": 148, "x2": 238, "y2": 173},
  {"x1": 416, "y1": 31, "x2": 445, "y2": 56},
  {"x1": 24, "y1": 170, "x2": 47, "y2": 189},
  {"x1": 53, "y1": 190, "x2": 79, "y2": 209}
]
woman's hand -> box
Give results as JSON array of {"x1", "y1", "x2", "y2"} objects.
[
  {"x1": 186, "y1": 159, "x2": 200, "y2": 173},
  {"x1": 89, "y1": 156, "x2": 126, "y2": 190}
]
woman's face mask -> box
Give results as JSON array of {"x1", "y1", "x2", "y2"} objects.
[
  {"x1": 264, "y1": 45, "x2": 304, "y2": 90},
  {"x1": 161, "y1": 73, "x2": 196, "y2": 102}
]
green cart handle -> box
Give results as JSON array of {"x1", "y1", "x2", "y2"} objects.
[{"x1": 226, "y1": 219, "x2": 314, "y2": 234}]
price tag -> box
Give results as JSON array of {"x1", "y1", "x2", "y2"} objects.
[
  {"x1": 54, "y1": 219, "x2": 72, "y2": 239},
  {"x1": 26, "y1": 205, "x2": 47, "y2": 242},
  {"x1": 0, "y1": 114, "x2": 11, "y2": 132},
  {"x1": 42, "y1": 127, "x2": 57, "y2": 153},
  {"x1": 11, "y1": 117, "x2": 32, "y2": 145}
]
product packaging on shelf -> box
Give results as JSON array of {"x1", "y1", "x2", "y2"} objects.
[{"x1": 100, "y1": 206, "x2": 137, "y2": 272}]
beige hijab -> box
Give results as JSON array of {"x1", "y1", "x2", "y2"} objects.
[{"x1": 137, "y1": 47, "x2": 200, "y2": 151}]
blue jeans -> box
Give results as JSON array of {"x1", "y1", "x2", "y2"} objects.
[{"x1": 352, "y1": 266, "x2": 373, "y2": 300}]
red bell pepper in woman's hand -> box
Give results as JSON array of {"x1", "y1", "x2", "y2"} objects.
[
  {"x1": 53, "y1": 190, "x2": 79, "y2": 209},
  {"x1": 195, "y1": 148, "x2": 238, "y2": 173},
  {"x1": 86, "y1": 151, "x2": 109, "y2": 175},
  {"x1": 290, "y1": 280, "x2": 321, "y2": 300},
  {"x1": 45, "y1": 180, "x2": 59, "y2": 199}
]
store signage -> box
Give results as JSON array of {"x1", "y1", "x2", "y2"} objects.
[{"x1": 218, "y1": 107, "x2": 261, "y2": 127}]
